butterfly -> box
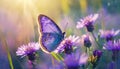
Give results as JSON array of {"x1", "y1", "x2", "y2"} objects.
[{"x1": 38, "y1": 14, "x2": 65, "y2": 54}]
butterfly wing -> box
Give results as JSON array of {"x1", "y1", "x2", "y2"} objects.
[{"x1": 38, "y1": 14, "x2": 64, "y2": 53}]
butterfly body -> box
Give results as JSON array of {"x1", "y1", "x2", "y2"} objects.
[{"x1": 38, "y1": 14, "x2": 64, "y2": 53}]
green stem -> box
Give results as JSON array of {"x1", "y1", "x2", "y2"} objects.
[
  {"x1": 85, "y1": 47, "x2": 87, "y2": 53},
  {"x1": 88, "y1": 47, "x2": 91, "y2": 55},
  {"x1": 0, "y1": 35, "x2": 14, "y2": 69},
  {"x1": 91, "y1": 32, "x2": 100, "y2": 48},
  {"x1": 7, "y1": 48, "x2": 14, "y2": 69},
  {"x1": 51, "y1": 52, "x2": 63, "y2": 62}
]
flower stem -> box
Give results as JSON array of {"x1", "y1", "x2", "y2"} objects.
[
  {"x1": 0, "y1": 31, "x2": 14, "y2": 69},
  {"x1": 91, "y1": 32, "x2": 100, "y2": 48},
  {"x1": 112, "y1": 51, "x2": 119, "y2": 69},
  {"x1": 85, "y1": 47, "x2": 87, "y2": 53},
  {"x1": 51, "y1": 52, "x2": 63, "y2": 62},
  {"x1": 6, "y1": 44, "x2": 14, "y2": 69}
]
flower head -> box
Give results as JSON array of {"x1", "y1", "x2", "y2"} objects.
[
  {"x1": 64, "y1": 53, "x2": 88, "y2": 69},
  {"x1": 54, "y1": 35, "x2": 80, "y2": 54},
  {"x1": 88, "y1": 50, "x2": 102, "y2": 68},
  {"x1": 103, "y1": 40, "x2": 120, "y2": 61},
  {"x1": 64, "y1": 55, "x2": 79, "y2": 69},
  {"x1": 82, "y1": 34, "x2": 92, "y2": 48},
  {"x1": 93, "y1": 50, "x2": 102, "y2": 59},
  {"x1": 76, "y1": 14, "x2": 99, "y2": 32},
  {"x1": 103, "y1": 40, "x2": 120, "y2": 51},
  {"x1": 99, "y1": 29, "x2": 120, "y2": 41},
  {"x1": 16, "y1": 42, "x2": 40, "y2": 61}
]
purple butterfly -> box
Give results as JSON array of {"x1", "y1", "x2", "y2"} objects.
[{"x1": 38, "y1": 14, "x2": 65, "y2": 53}]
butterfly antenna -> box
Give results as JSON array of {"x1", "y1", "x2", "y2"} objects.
[{"x1": 62, "y1": 22, "x2": 68, "y2": 37}]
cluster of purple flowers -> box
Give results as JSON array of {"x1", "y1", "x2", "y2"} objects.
[{"x1": 16, "y1": 13, "x2": 119, "y2": 69}]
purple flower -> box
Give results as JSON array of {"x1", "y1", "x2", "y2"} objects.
[
  {"x1": 103, "y1": 40, "x2": 120, "y2": 61},
  {"x1": 54, "y1": 35, "x2": 80, "y2": 54},
  {"x1": 64, "y1": 53, "x2": 88, "y2": 69},
  {"x1": 93, "y1": 50, "x2": 102, "y2": 58},
  {"x1": 82, "y1": 35, "x2": 92, "y2": 48},
  {"x1": 99, "y1": 29, "x2": 120, "y2": 41},
  {"x1": 64, "y1": 55, "x2": 79, "y2": 69},
  {"x1": 16, "y1": 42, "x2": 40, "y2": 61},
  {"x1": 76, "y1": 14, "x2": 99, "y2": 32},
  {"x1": 103, "y1": 40, "x2": 120, "y2": 51},
  {"x1": 88, "y1": 50, "x2": 102, "y2": 68}
]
